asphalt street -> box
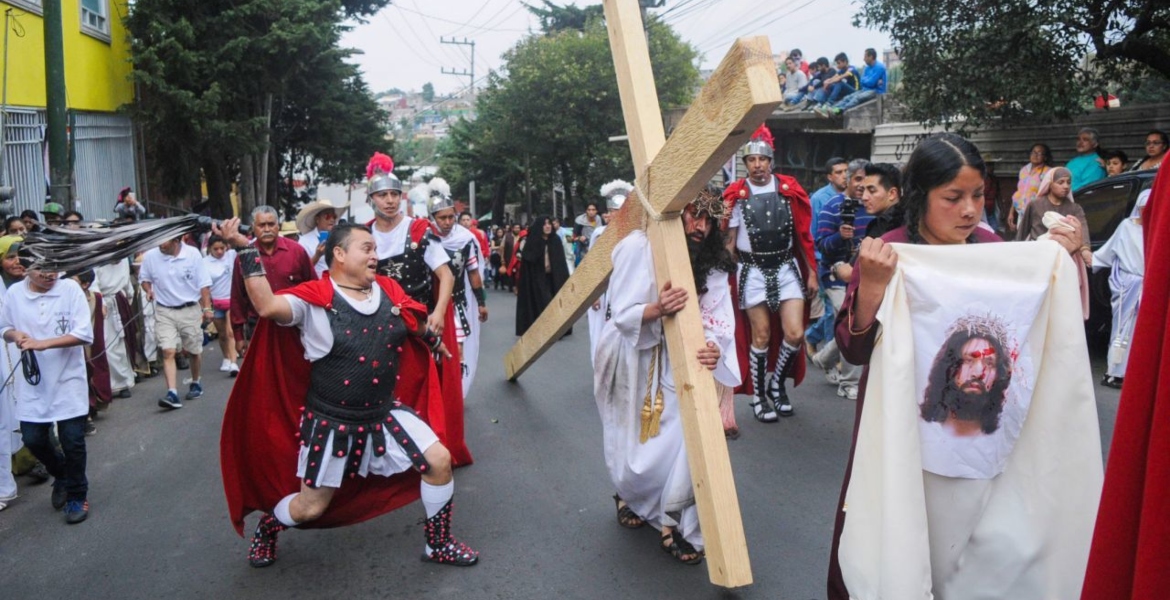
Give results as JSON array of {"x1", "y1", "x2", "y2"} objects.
[{"x1": 0, "y1": 288, "x2": 1121, "y2": 600}]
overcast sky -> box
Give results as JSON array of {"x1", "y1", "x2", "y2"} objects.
[{"x1": 340, "y1": 0, "x2": 893, "y2": 97}]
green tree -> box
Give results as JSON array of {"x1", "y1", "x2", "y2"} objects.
[
  {"x1": 422, "y1": 82, "x2": 435, "y2": 103},
  {"x1": 438, "y1": 12, "x2": 698, "y2": 222},
  {"x1": 856, "y1": 0, "x2": 1170, "y2": 127},
  {"x1": 127, "y1": 0, "x2": 391, "y2": 218},
  {"x1": 523, "y1": 0, "x2": 604, "y2": 33}
]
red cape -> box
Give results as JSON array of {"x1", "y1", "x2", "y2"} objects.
[
  {"x1": 220, "y1": 275, "x2": 449, "y2": 536},
  {"x1": 1081, "y1": 162, "x2": 1170, "y2": 598},
  {"x1": 367, "y1": 217, "x2": 472, "y2": 467},
  {"x1": 723, "y1": 175, "x2": 815, "y2": 392}
]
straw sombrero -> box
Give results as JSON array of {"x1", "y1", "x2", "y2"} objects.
[{"x1": 295, "y1": 200, "x2": 349, "y2": 235}]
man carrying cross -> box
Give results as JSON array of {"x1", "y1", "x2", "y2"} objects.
[
  {"x1": 724, "y1": 125, "x2": 818, "y2": 421},
  {"x1": 594, "y1": 184, "x2": 740, "y2": 565}
]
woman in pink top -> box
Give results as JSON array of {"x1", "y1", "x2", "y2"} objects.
[{"x1": 1007, "y1": 143, "x2": 1052, "y2": 233}]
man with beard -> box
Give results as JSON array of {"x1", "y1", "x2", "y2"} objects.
[
  {"x1": 428, "y1": 192, "x2": 488, "y2": 396},
  {"x1": 724, "y1": 124, "x2": 818, "y2": 421},
  {"x1": 921, "y1": 325, "x2": 1012, "y2": 437},
  {"x1": 593, "y1": 184, "x2": 739, "y2": 564},
  {"x1": 230, "y1": 206, "x2": 317, "y2": 359},
  {"x1": 362, "y1": 155, "x2": 469, "y2": 466}
]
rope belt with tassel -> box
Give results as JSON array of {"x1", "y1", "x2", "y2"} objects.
[{"x1": 639, "y1": 344, "x2": 665, "y2": 444}]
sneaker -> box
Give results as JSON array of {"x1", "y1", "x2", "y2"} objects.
[
  {"x1": 51, "y1": 481, "x2": 67, "y2": 510},
  {"x1": 116, "y1": 388, "x2": 132, "y2": 399},
  {"x1": 64, "y1": 500, "x2": 89, "y2": 524},
  {"x1": 27, "y1": 462, "x2": 51, "y2": 483},
  {"x1": 186, "y1": 382, "x2": 203, "y2": 400},
  {"x1": 228, "y1": 363, "x2": 239, "y2": 378},
  {"x1": 219, "y1": 359, "x2": 232, "y2": 372},
  {"x1": 84, "y1": 419, "x2": 97, "y2": 436},
  {"x1": 825, "y1": 370, "x2": 842, "y2": 385},
  {"x1": 158, "y1": 391, "x2": 183, "y2": 410},
  {"x1": 838, "y1": 386, "x2": 859, "y2": 401}
]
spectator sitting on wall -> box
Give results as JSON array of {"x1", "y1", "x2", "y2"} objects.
[
  {"x1": 780, "y1": 57, "x2": 810, "y2": 108},
  {"x1": 818, "y1": 48, "x2": 887, "y2": 117},
  {"x1": 790, "y1": 48, "x2": 809, "y2": 76},
  {"x1": 114, "y1": 188, "x2": 146, "y2": 222},
  {"x1": 1103, "y1": 149, "x2": 1129, "y2": 177},
  {"x1": 1131, "y1": 130, "x2": 1167, "y2": 172},
  {"x1": 813, "y1": 53, "x2": 861, "y2": 112},
  {"x1": 792, "y1": 57, "x2": 832, "y2": 112},
  {"x1": 1066, "y1": 127, "x2": 1108, "y2": 191}
]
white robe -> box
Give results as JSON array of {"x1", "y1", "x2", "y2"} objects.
[
  {"x1": 95, "y1": 259, "x2": 136, "y2": 392},
  {"x1": 593, "y1": 230, "x2": 739, "y2": 549},
  {"x1": 839, "y1": 241, "x2": 1102, "y2": 600},
  {"x1": 435, "y1": 224, "x2": 482, "y2": 397},
  {"x1": 0, "y1": 278, "x2": 20, "y2": 499},
  {"x1": 587, "y1": 225, "x2": 608, "y2": 363},
  {"x1": 1092, "y1": 218, "x2": 1144, "y2": 378}
]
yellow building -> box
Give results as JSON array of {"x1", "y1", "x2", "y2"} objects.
[{"x1": 1, "y1": 0, "x2": 137, "y2": 219}]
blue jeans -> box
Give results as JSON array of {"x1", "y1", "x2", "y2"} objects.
[
  {"x1": 826, "y1": 81, "x2": 856, "y2": 104},
  {"x1": 809, "y1": 88, "x2": 828, "y2": 104},
  {"x1": 21, "y1": 415, "x2": 88, "y2": 501},
  {"x1": 784, "y1": 91, "x2": 804, "y2": 104},
  {"x1": 833, "y1": 89, "x2": 878, "y2": 111}
]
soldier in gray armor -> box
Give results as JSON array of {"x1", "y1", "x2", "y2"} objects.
[
  {"x1": 724, "y1": 125, "x2": 819, "y2": 422},
  {"x1": 425, "y1": 188, "x2": 488, "y2": 396},
  {"x1": 218, "y1": 218, "x2": 479, "y2": 569}
]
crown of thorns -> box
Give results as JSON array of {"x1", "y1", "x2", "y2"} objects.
[
  {"x1": 945, "y1": 312, "x2": 1011, "y2": 347},
  {"x1": 689, "y1": 187, "x2": 726, "y2": 220}
]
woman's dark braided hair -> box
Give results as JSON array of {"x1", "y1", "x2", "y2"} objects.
[{"x1": 902, "y1": 133, "x2": 987, "y2": 245}]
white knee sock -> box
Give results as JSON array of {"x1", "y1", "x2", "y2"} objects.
[
  {"x1": 420, "y1": 480, "x2": 454, "y2": 519},
  {"x1": 273, "y1": 493, "x2": 300, "y2": 527}
]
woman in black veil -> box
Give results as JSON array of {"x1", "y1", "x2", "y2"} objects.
[{"x1": 515, "y1": 216, "x2": 571, "y2": 336}]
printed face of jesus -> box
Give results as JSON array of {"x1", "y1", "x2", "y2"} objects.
[{"x1": 955, "y1": 337, "x2": 997, "y2": 394}]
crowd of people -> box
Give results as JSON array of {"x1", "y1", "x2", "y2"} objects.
[
  {"x1": 1, "y1": 114, "x2": 1163, "y2": 596},
  {"x1": 777, "y1": 47, "x2": 888, "y2": 118}
]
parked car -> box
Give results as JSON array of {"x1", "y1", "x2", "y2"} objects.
[{"x1": 1076, "y1": 168, "x2": 1158, "y2": 345}]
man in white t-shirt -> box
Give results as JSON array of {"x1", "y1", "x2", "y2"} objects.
[
  {"x1": 138, "y1": 237, "x2": 212, "y2": 410},
  {"x1": 0, "y1": 264, "x2": 94, "y2": 524}
]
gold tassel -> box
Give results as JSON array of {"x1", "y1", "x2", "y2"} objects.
[{"x1": 640, "y1": 345, "x2": 665, "y2": 443}]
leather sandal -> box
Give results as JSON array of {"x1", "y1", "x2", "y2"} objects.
[
  {"x1": 613, "y1": 494, "x2": 645, "y2": 529},
  {"x1": 660, "y1": 529, "x2": 703, "y2": 565}
]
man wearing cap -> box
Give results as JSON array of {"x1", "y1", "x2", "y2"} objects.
[
  {"x1": 230, "y1": 206, "x2": 317, "y2": 359},
  {"x1": 139, "y1": 235, "x2": 213, "y2": 410},
  {"x1": 41, "y1": 202, "x2": 65, "y2": 227},
  {"x1": 723, "y1": 124, "x2": 817, "y2": 422},
  {"x1": 296, "y1": 199, "x2": 348, "y2": 277},
  {"x1": 427, "y1": 187, "x2": 488, "y2": 396},
  {"x1": 362, "y1": 153, "x2": 469, "y2": 466}
]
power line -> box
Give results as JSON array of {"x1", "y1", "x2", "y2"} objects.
[
  {"x1": 380, "y1": 12, "x2": 444, "y2": 69},
  {"x1": 404, "y1": 0, "x2": 467, "y2": 65},
  {"x1": 445, "y1": 0, "x2": 497, "y2": 36},
  {"x1": 695, "y1": 0, "x2": 819, "y2": 53},
  {"x1": 392, "y1": 2, "x2": 529, "y2": 33}
]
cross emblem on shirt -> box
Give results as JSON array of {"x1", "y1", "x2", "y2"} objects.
[{"x1": 55, "y1": 315, "x2": 70, "y2": 336}]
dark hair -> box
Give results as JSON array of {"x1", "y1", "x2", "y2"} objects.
[
  {"x1": 816, "y1": 57, "x2": 830, "y2": 68},
  {"x1": 118, "y1": 187, "x2": 132, "y2": 202},
  {"x1": 4, "y1": 216, "x2": 23, "y2": 232},
  {"x1": 585, "y1": 201, "x2": 600, "y2": 211},
  {"x1": 902, "y1": 133, "x2": 986, "y2": 244},
  {"x1": 864, "y1": 48, "x2": 877, "y2": 60},
  {"x1": 1029, "y1": 143, "x2": 1053, "y2": 166},
  {"x1": 324, "y1": 222, "x2": 371, "y2": 268},
  {"x1": 1147, "y1": 130, "x2": 1169, "y2": 149},
  {"x1": 834, "y1": 52, "x2": 849, "y2": 64},
  {"x1": 1102, "y1": 149, "x2": 1129, "y2": 164},
  {"x1": 863, "y1": 162, "x2": 902, "y2": 192},
  {"x1": 207, "y1": 234, "x2": 226, "y2": 247},
  {"x1": 19, "y1": 210, "x2": 37, "y2": 221},
  {"x1": 459, "y1": 211, "x2": 473, "y2": 220},
  {"x1": 63, "y1": 210, "x2": 83, "y2": 221},
  {"x1": 921, "y1": 328, "x2": 1012, "y2": 434},
  {"x1": 76, "y1": 269, "x2": 96, "y2": 287},
  {"x1": 825, "y1": 157, "x2": 847, "y2": 171},
  {"x1": 789, "y1": 48, "x2": 802, "y2": 59},
  {"x1": 688, "y1": 184, "x2": 736, "y2": 294}
]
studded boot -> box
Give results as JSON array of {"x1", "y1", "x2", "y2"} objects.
[
  {"x1": 770, "y1": 343, "x2": 797, "y2": 417},
  {"x1": 422, "y1": 500, "x2": 479, "y2": 566},
  {"x1": 248, "y1": 513, "x2": 288, "y2": 568},
  {"x1": 749, "y1": 349, "x2": 777, "y2": 422}
]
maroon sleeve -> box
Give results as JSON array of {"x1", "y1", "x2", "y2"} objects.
[
  {"x1": 298, "y1": 248, "x2": 318, "y2": 282},
  {"x1": 230, "y1": 255, "x2": 250, "y2": 343},
  {"x1": 833, "y1": 263, "x2": 881, "y2": 366}
]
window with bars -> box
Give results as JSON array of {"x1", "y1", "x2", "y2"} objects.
[{"x1": 80, "y1": 0, "x2": 109, "y2": 39}]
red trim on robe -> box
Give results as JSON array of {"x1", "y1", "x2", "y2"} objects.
[
  {"x1": 220, "y1": 274, "x2": 450, "y2": 536},
  {"x1": 1081, "y1": 161, "x2": 1170, "y2": 599}
]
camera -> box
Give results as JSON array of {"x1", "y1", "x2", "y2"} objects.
[{"x1": 841, "y1": 197, "x2": 858, "y2": 227}]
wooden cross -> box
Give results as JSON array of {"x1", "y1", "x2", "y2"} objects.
[{"x1": 504, "y1": 0, "x2": 780, "y2": 588}]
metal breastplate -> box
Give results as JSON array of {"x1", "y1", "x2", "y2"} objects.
[
  {"x1": 437, "y1": 237, "x2": 473, "y2": 334},
  {"x1": 742, "y1": 188, "x2": 794, "y2": 264},
  {"x1": 304, "y1": 289, "x2": 407, "y2": 424},
  {"x1": 378, "y1": 236, "x2": 432, "y2": 308}
]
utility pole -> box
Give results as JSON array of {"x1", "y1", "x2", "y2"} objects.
[
  {"x1": 43, "y1": 0, "x2": 70, "y2": 209},
  {"x1": 440, "y1": 37, "x2": 475, "y2": 96}
]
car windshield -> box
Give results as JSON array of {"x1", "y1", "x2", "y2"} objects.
[{"x1": 1079, "y1": 179, "x2": 1135, "y2": 249}]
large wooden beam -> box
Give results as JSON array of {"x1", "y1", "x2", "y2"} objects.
[{"x1": 503, "y1": 34, "x2": 781, "y2": 381}]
